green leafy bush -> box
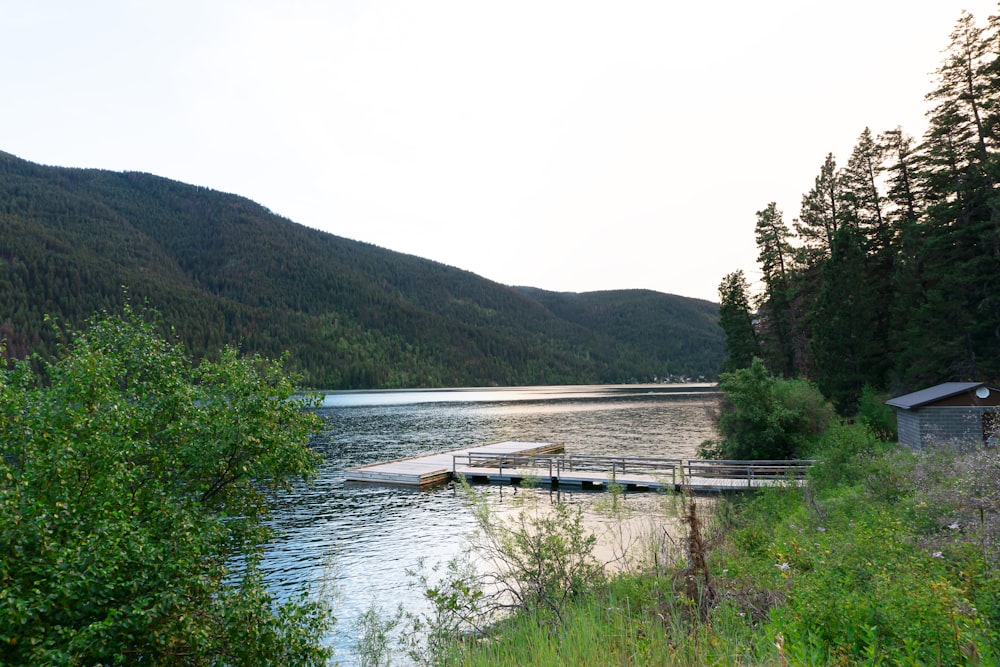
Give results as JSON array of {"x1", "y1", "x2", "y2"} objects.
[
  {"x1": 701, "y1": 358, "x2": 833, "y2": 460},
  {"x1": 0, "y1": 307, "x2": 333, "y2": 665}
]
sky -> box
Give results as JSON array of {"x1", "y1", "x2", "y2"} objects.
[{"x1": 2, "y1": 1, "x2": 997, "y2": 303}]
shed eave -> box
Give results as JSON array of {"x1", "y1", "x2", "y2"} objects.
[{"x1": 885, "y1": 382, "x2": 985, "y2": 410}]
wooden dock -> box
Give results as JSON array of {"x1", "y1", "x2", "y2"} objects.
[
  {"x1": 345, "y1": 441, "x2": 811, "y2": 492},
  {"x1": 344, "y1": 441, "x2": 565, "y2": 487}
]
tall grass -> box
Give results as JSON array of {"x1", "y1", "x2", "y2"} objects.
[{"x1": 436, "y1": 575, "x2": 774, "y2": 667}]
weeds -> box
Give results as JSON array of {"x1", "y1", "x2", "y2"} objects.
[{"x1": 464, "y1": 478, "x2": 604, "y2": 626}]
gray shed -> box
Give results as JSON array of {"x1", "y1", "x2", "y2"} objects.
[{"x1": 886, "y1": 382, "x2": 1000, "y2": 449}]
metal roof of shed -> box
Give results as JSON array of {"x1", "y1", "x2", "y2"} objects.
[{"x1": 885, "y1": 382, "x2": 985, "y2": 410}]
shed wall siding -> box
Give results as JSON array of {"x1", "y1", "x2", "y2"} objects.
[
  {"x1": 896, "y1": 411, "x2": 922, "y2": 448},
  {"x1": 912, "y1": 407, "x2": 993, "y2": 448}
]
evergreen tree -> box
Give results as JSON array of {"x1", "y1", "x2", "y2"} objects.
[
  {"x1": 717, "y1": 270, "x2": 760, "y2": 371},
  {"x1": 900, "y1": 9, "x2": 1000, "y2": 384},
  {"x1": 879, "y1": 127, "x2": 922, "y2": 229},
  {"x1": 754, "y1": 202, "x2": 802, "y2": 377},
  {"x1": 720, "y1": 8, "x2": 1000, "y2": 407},
  {"x1": 810, "y1": 227, "x2": 888, "y2": 411},
  {"x1": 840, "y1": 128, "x2": 890, "y2": 253},
  {"x1": 795, "y1": 153, "x2": 841, "y2": 265}
]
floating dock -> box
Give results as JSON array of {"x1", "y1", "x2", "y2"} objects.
[
  {"x1": 344, "y1": 441, "x2": 565, "y2": 487},
  {"x1": 345, "y1": 441, "x2": 811, "y2": 492}
]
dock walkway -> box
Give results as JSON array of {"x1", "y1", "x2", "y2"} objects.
[
  {"x1": 344, "y1": 441, "x2": 565, "y2": 487},
  {"x1": 345, "y1": 441, "x2": 812, "y2": 492}
]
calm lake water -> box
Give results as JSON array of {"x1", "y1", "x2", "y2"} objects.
[{"x1": 261, "y1": 384, "x2": 719, "y2": 662}]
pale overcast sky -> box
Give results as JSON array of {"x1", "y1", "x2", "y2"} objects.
[{"x1": 2, "y1": 1, "x2": 996, "y2": 302}]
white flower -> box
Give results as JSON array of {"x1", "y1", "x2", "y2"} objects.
[
  {"x1": 816, "y1": 526, "x2": 826, "y2": 532},
  {"x1": 776, "y1": 561, "x2": 791, "y2": 571},
  {"x1": 932, "y1": 551, "x2": 944, "y2": 559},
  {"x1": 948, "y1": 522, "x2": 960, "y2": 530}
]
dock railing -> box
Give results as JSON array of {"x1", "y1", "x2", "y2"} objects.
[
  {"x1": 453, "y1": 452, "x2": 684, "y2": 486},
  {"x1": 452, "y1": 453, "x2": 814, "y2": 490},
  {"x1": 556, "y1": 454, "x2": 683, "y2": 487},
  {"x1": 684, "y1": 459, "x2": 814, "y2": 487}
]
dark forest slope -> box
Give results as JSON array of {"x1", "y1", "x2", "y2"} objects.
[{"x1": 0, "y1": 151, "x2": 722, "y2": 387}]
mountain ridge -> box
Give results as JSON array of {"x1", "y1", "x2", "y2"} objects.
[{"x1": 0, "y1": 150, "x2": 723, "y2": 388}]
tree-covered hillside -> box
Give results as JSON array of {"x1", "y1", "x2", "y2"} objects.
[
  {"x1": 516, "y1": 287, "x2": 722, "y2": 382},
  {"x1": 0, "y1": 151, "x2": 722, "y2": 387}
]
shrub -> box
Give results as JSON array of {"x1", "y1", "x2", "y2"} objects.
[
  {"x1": 807, "y1": 423, "x2": 915, "y2": 502},
  {"x1": 0, "y1": 307, "x2": 333, "y2": 665},
  {"x1": 465, "y1": 484, "x2": 604, "y2": 626},
  {"x1": 701, "y1": 358, "x2": 834, "y2": 460},
  {"x1": 855, "y1": 384, "x2": 898, "y2": 441}
]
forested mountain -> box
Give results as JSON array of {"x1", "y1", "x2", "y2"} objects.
[
  {"x1": 0, "y1": 151, "x2": 722, "y2": 388},
  {"x1": 516, "y1": 287, "x2": 722, "y2": 381},
  {"x1": 717, "y1": 9, "x2": 1000, "y2": 412}
]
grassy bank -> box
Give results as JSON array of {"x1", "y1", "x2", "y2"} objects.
[{"x1": 372, "y1": 424, "x2": 1000, "y2": 666}]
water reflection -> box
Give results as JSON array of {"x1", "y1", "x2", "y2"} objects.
[
  {"x1": 319, "y1": 383, "x2": 716, "y2": 408},
  {"x1": 263, "y1": 384, "x2": 719, "y2": 663}
]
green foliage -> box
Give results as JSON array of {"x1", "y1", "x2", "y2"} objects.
[
  {"x1": 694, "y1": 430, "x2": 986, "y2": 665},
  {"x1": 752, "y1": 202, "x2": 798, "y2": 377},
  {"x1": 810, "y1": 227, "x2": 890, "y2": 412},
  {"x1": 716, "y1": 270, "x2": 760, "y2": 372},
  {"x1": 465, "y1": 483, "x2": 604, "y2": 626},
  {"x1": 353, "y1": 600, "x2": 401, "y2": 667},
  {"x1": 0, "y1": 306, "x2": 333, "y2": 665},
  {"x1": 806, "y1": 423, "x2": 912, "y2": 500},
  {"x1": 715, "y1": 425, "x2": 999, "y2": 665},
  {"x1": 433, "y1": 574, "x2": 763, "y2": 667},
  {"x1": 384, "y1": 484, "x2": 607, "y2": 665},
  {"x1": 767, "y1": 510, "x2": 991, "y2": 665},
  {"x1": 856, "y1": 384, "x2": 898, "y2": 441},
  {"x1": 701, "y1": 358, "x2": 833, "y2": 460},
  {"x1": 0, "y1": 150, "x2": 723, "y2": 388}
]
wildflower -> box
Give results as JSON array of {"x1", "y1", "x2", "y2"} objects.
[
  {"x1": 816, "y1": 526, "x2": 826, "y2": 532},
  {"x1": 948, "y1": 521, "x2": 960, "y2": 530},
  {"x1": 776, "y1": 561, "x2": 791, "y2": 571},
  {"x1": 932, "y1": 551, "x2": 944, "y2": 559}
]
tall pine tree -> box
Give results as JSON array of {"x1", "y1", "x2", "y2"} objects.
[
  {"x1": 795, "y1": 153, "x2": 841, "y2": 266},
  {"x1": 810, "y1": 227, "x2": 888, "y2": 411},
  {"x1": 754, "y1": 202, "x2": 801, "y2": 377},
  {"x1": 717, "y1": 270, "x2": 760, "y2": 372}
]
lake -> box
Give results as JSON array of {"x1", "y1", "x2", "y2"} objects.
[{"x1": 261, "y1": 384, "x2": 719, "y2": 662}]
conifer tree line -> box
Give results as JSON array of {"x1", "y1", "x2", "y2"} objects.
[{"x1": 718, "y1": 9, "x2": 1000, "y2": 412}]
